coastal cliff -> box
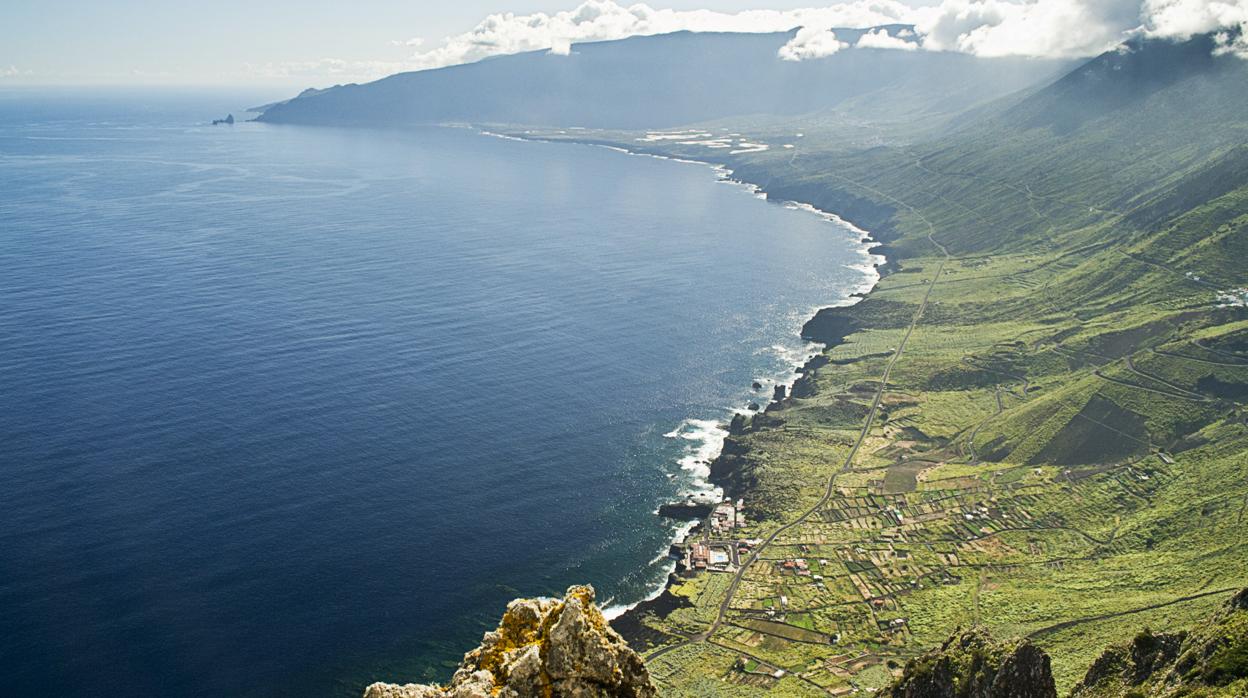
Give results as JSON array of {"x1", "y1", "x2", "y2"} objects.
[{"x1": 363, "y1": 586, "x2": 656, "y2": 698}]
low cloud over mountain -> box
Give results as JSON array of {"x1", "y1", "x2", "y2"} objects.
[{"x1": 383, "y1": 0, "x2": 1248, "y2": 73}]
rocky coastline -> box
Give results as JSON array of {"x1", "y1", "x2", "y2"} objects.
[
  {"x1": 610, "y1": 310, "x2": 869, "y2": 647},
  {"x1": 567, "y1": 142, "x2": 903, "y2": 648},
  {"x1": 477, "y1": 125, "x2": 907, "y2": 651}
]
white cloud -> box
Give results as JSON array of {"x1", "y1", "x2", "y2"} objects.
[
  {"x1": 290, "y1": 0, "x2": 1248, "y2": 85},
  {"x1": 779, "y1": 27, "x2": 850, "y2": 59},
  {"x1": 1142, "y1": 0, "x2": 1248, "y2": 56},
  {"x1": 911, "y1": 0, "x2": 1144, "y2": 58},
  {"x1": 402, "y1": 1, "x2": 913, "y2": 70},
  {"x1": 1, "y1": 65, "x2": 20, "y2": 78},
  {"x1": 911, "y1": 0, "x2": 1248, "y2": 58},
  {"x1": 856, "y1": 27, "x2": 920, "y2": 49}
]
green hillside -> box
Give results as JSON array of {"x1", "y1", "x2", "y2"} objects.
[{"x1": 508, "y1": 32, "x2": 1248, "y2": 696}]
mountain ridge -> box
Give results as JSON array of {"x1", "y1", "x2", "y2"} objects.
[{"x1": 255, "y1": 27, "x2": 1073, "y2": 130}]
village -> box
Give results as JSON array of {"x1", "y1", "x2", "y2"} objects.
[
  {"x1": 639, "y1": 449, "x2": 1181, "y2": 696},
  {"x1": 676, "y1": 499, "x2": 757, "y2": 575}
]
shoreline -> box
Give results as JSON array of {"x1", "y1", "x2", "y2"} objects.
[{"x1": 479, "y1": 126, "x2": 890, "y2": 641}]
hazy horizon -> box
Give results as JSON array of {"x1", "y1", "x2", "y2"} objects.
[
  {"x1": 4, "y1": 0, "x2": 1241, "y2": 89},
  {"x1": 0, "y1": 1, "x2": 930, "y2": 88}
]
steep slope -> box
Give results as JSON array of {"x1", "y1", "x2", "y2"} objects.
[
  {"x1": 714, "y1": 33, "x2": 1248, "y2": 257},
  {"x1": 884, "y1": 628, "x2": 1057, "y2": 698},
  {"x1": 1070, "y1": 589, "x2": 1248, "y2": 697},
  {"x1": 256, "y1": 28, "x2": 1070, "y2": 129},
  {"x1": 1005, "y1": 32, "x2": 1233, "y2": 135},
  {"x1": 880, "y1": 589, "x2": 1248, "y2": 698}
]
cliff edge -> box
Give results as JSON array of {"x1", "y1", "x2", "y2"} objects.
[{"x1": 363, "y1": 585, "x2": 656, "y2": 698}]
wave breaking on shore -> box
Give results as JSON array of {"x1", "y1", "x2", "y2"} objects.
[{"x1": 476, "y1": 125, "x2": 887, "y2": 625}]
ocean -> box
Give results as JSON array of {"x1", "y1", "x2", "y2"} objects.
[{"x1": 0, "y1": 89, "x2": 876, "y2": 696}]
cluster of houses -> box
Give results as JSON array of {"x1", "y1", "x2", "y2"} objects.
[
  {"x1": 1217, "y1": 288, "x2": 1248, "y2": 308},
  {"x1": 688, "y1": 536, "x2": 753, "y2": 571},
  {"x1": 779, "y1": 558, "x2": 810, "y2": 575},
  {"x1": 876, "y1": 616, "x2": 910, "y2": 633},
  {"x1": 680, "y1": 499, "x2": 753, "y2": 574},
  {"x1": 709, "y1": 499, "x2": 745, "y2": 535},
  {"x1": 962, "y1": 504, "x2": 992, "y2": 521},
  {"x1": 687, "y1": 540, "x2": 737, "y2": 572}
]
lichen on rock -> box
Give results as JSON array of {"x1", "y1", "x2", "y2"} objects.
[{"x1": 362, "y1": 585, "x2": 656, "y2": 698}]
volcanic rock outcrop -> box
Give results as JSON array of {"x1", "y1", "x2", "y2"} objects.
[
  {"x1": 883, "y1": 627, "x2": 1057, "y2": 698},
  {"x1": 363, "y1": 585, "x2": 656, "y2": 698}
]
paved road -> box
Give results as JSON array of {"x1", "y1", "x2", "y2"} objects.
[
  {"x1": 646, "y1": 175, "x2": 952, "y2": 669},
  {"x1": 703, "y1": 180, "x2": 952, "y2": 644},
  {"x1": 1192, "y1": 338, "x2": 1248, "y2": 362},
  {"x1": 1153, "y1": 347, "x2": 1248, "y2": 367},
  {"x1": 1026, "y1": 587, "x2": 1239, "y2": 639},
  {"x1": 1094, "y1": 367, "x2": 1211, "y2": 402},
  {"x1": 1124, "y1": 355, "x2": 1209, "y2": 400}
]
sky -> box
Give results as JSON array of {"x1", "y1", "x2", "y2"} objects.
[{"x1": 1, "y1": 0, "x2": 1244, "y2": 88}]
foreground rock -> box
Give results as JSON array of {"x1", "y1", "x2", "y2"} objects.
[
  {"x1": 363, "y1": 586, "x2": 656, "y2": 698},
  {"x1": 1070, "y1": 587, "x2": 1248, "y2": 698},
  {"x1": 883, "y1": 627, "x2": 1056, "y2": 698}
]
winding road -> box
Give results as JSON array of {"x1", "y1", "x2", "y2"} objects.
[{"x1": 648, "y1": 174, "x2": 953, "y2": 675}]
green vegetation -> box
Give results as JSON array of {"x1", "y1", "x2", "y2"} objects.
[
  {"x1": 506, "y1": 33, "x2": 1247, "y2": 697},
  {"x1": 1070, "y1": 590, "x2": 1248, "y2": 697},
  {"x1": 883, "y1": 626, "x2": 1056, "y2": 698}
]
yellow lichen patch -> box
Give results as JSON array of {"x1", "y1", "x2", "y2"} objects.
[
  {"x1": 473, "y1": 598, "x2": 558, "y2": 687},
  {"x1": 566, "y1": 586, "x2": 610, "y2": 634}
]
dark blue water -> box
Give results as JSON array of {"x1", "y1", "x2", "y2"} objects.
[{"x1": 0, "y1": 90, "x2": 876, "y2": 696}]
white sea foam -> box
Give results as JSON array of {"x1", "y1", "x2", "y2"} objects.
[
  {"x1": 619, "y1": 151, "x2": 882, "y2": 627},
  {"x1": 478, "y1": 130, "x2": 529, "y2": 143},
  {"x1": 638, "y1": 131, "x2": 714, "y2": 142},
  {"x1": 587, "y1": 143, "x2": 884, "y2": 311},
  {"x1": 469, "y1": 127, "x2": 891, "y2": 623},
  {"x1": 666, "y1": 418, "x2": 728, "y2": 485},
  {"x1": 762, "y1": 340, "x2": 822, "y2": 373},
  {"x1": 779, "y1": 201, "x2": 883, "y2": 302},
  {"x1": 598, "y1": 517, "x2": 698, "y2": 620},
  {"x1": 600, "y1": 564, "x2": 675, "y2": 620}
]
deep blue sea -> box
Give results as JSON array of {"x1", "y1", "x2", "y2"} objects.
[{"x1": 0, "y1": 89, "x2": 876, "y2": 696}]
